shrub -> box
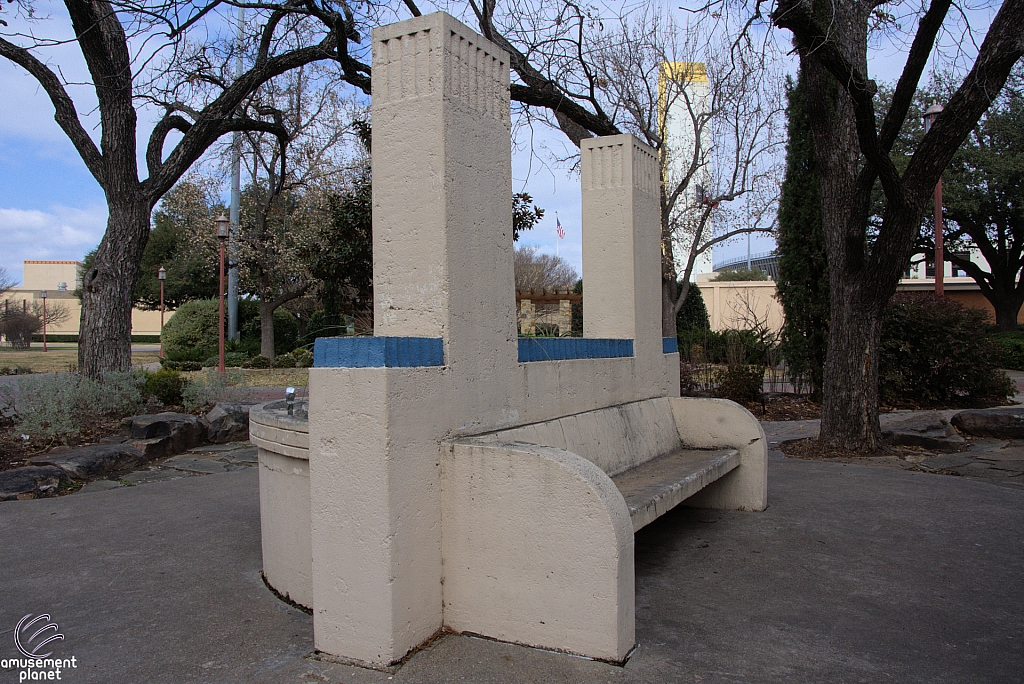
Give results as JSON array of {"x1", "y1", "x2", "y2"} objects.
[
  {"x1": 201, "y1": 351, "x2": 249, "y2": 368},
  {"x1": 162, "y1": 299, "x2": 222, "y2": 362},
  {"x1": 713, "y1": 364, "x2": 764, "y2": 403},
  {"x1": 880, "y1": 294, "x2": 1013, "y2": 406},
  {"x1": 14, "y1": 371, "x2": 146, "y2": 442},
  {"x1": 144, "y1": 369, "x2": 188, "y2": 406},
  {"x1": 273, "y1": 353, "x2": 297, "y2": 368},
  {"x1": 182, "y1": 369, "x2": 256, "y2": 412},
  {"x1": 991, "y1": 330, "x2": 1024, "y2": 371},
  {"x1": 711, "y1": 268, "x2": 770, "y2": 282},
  {"x1": 243, "y1": 355, "x2": 273, "y2": 369},
  {"x1": 239, "y1": 301, "x2": 300, "y2": 356},
  {"x1": 292, "y1": 348, "x2": 314, "y2": 368}
]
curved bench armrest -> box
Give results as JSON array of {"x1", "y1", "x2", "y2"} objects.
[{"x1": 668, "y1": 397, "x2": 768, "y2": 512}]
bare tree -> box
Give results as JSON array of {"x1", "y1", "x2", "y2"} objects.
[
  {"x1": 755, "y1": 0, "x2": 1024, "y2": 450},
  {"x1": 514, "y1": 245, "x2": 579, "y2": 291}
]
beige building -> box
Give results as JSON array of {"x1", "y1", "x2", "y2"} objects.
[{"x1": 2, "y1": 260, "x2": 164, "y2": 337}]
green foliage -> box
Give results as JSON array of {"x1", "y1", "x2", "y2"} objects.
[
  {"x1": 713, "y1": 364, "x2": 765, "y2": 403},
  {"x1": 880, "y1": 294, "x2": 1013, "y2": 405},
  {"x1": 181, "y1": 369, "x2": 256, "y2": 412},
  {"x1": 676, "y1": 286, "x2": 710, "y2": 335},
  {"x1": 14, "y1": 371, "x2": 146, "y2": 442},
  {"x1": 292, "y1": 347, "x2": 314, "y2": 368},
  {"x1": 776, "y1": 73, "x2": 830, "y2": 397},
  {"x1": 160, "y1": 359, "x2": 203, "y2": 372},
  {"x1": 162, "y1": 300, "x2": 222, "y2": 362},
  {"x1": 244, "y1": 355, "x2": 273, "y2": 369},
  {"x1": 306, "y1": 309, "x2": 351, "y2": 340},
  {"x1": 512, "y1": 193, "x2": 545, "y2": 241},
  {"x1": 201, "y1": 352, "x2": 250, "y2": 368},
  {"x1": 571, "y1": 279, "x2": 583, "y2": 336},
  {"x1": 991, "y1": 329, "x2": 1024, "y2": 370},
  {"x1": 144, "y1": 368, "x2": 188, "y2": 406},
  {"x1": 711, "y1": 268, "x2": 770, "y2": 282},
  {"x1": 163, "y1": 298, "x2": 297, "y2": 361},
  {"x1": 273, "y1": 353, "x2": 297, "y2": 368}
]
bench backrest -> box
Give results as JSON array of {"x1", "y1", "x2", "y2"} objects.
[{"x1": 477, "y1": 397, "x2": 680, "y2": 477}]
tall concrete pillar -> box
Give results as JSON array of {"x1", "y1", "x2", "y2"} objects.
[
  {"x1": 580, "y1": 135, "x2": 663, "y2": 369},
  {"x1": 307, "y1": 13, "x2": 513, "y2": 667}
]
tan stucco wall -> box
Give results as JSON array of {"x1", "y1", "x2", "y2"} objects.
[
  {"x1": 695, "y1": 280, "x2": 784, "y2": 333},
  {"x1": 21, "y1": 260, "x2": 82, "y2": 291},
  {"x1": 1, "y1": 289, "x2": 167, "y2": 336}
]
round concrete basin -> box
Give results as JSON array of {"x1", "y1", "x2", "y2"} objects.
[{"x1": 250, "y1": 400, "x2": 311, "y2": 609}]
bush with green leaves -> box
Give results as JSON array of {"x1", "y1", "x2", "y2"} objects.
[
  {"x1": 713, "y1": 364, "x2": 764, "y2": 403},
  {"x1": 144, "y1": 368, "x2": 188, "y2": 406},
  {"x1": 991, "y1": 330, "x2": 1024, "y2": 371},
  {"x1": 292, "y1": 348, "x2": 314, "y2": 368},
  {"x1": 15, "y1": 371, "x2": 146, "y2": 442},
  {"x1": 273, "y1": 353, "x2": 297, "y2": 368},
  {"x1": 163, "y1": 298, "x2": 300, "y2": 362},
  {"x1": 202, "y1": 351, "x2": 250, "y2": 368},
  {"x1": 244, "y1": 355, "x2": 273, "y2": 369},
  {"x1": 880, "y1": 294, "x2": 1013, "y2": 406},
  {"x1": 711, "y1": 268, "x2": 770, "y2": 282}
]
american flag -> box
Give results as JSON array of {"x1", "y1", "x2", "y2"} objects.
[{"x1": 556, "y1": 216, "x2": 565, "y2": 239}]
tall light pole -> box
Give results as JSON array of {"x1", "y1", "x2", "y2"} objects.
[
  {"x1": 158, "y1": 266, "x2": 167, "y2": 359},
  {"x1": 924, "y1": 103, "x2": 945, "y2": 296},
  {"x1": 39, "y1": 290, "x2": 47, "y2": 352},
  {"x1": 216, "y1": 215, "x2": 230, "y2": 373}
]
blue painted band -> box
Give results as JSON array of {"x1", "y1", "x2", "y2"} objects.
[
  {"x1": 663, "y1": 337, "x2": 679, "y2": 354},
  {"x1": 518, "y1": 338, "x2": 633, "y2": 363},
  {"x1": 314, "y1": 337, "x2": 445, "y2": 368}
]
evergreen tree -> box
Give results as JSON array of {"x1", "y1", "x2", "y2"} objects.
[{"x1": 776, "y1": 73, "x2": 830, "y2": 398}]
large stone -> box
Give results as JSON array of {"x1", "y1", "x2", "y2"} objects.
[
  {"x1": 205, "y1": 403, "x2": 258, "y2": 444},
  {"x1": 882, "y1": 412, "x2": 966, "y2": 451},
  {"x1": 0, "y1": 466, "x2": 68, "y2": 501},
  {"x1": 120, "y1": 412, "x2": 208, "y2": 457},
  {"x1": 30, "y1": 443, "x2": 145, "y2": 479},
  {"x1": 951, "y1": 409, "x2": 1024, "y2": 439}
]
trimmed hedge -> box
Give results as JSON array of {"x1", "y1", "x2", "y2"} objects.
[{"x1": 162, "y1": 299, "x2": 299, "y2": 362}]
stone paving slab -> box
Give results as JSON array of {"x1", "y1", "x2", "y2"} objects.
[
  {"x1": 1, "y1": 445, "x2": 1022, "y2": 682},
  {"x1": 120, "y1": 467, "x2": 196, "y2": 485}
]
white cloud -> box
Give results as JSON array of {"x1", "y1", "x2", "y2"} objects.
[{"x1": 0, "y1": 204, "x2": 107, "y2": 284}]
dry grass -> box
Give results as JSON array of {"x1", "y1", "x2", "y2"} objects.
[
  {"x1": 0, "y1": 348, "x2": 160, "y2": 373},
  {"x1": 182, "y1": 367, "x2": 309, "y2": 388}
]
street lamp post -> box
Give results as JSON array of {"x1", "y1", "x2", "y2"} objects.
[
  {"x1": 924, "y1": 103, "x2": 945, "y2": 296},
  {"x1": 158, "y1": 267, "x2": 167, "y2": 358},
  {"x1": 215, "y1": 215, "x2": 230, "y2": 373},
  {"x1": 40, "y1": 290, "x2": 47, "y2": 352}
]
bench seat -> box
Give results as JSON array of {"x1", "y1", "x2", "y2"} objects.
[{"x1": 612, "y1": 447, "x2": 740, "y2": 532}]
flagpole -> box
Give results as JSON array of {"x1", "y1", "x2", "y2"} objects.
[{"x1": 555, "y1": 212, "x2": 560, "y2": 260}]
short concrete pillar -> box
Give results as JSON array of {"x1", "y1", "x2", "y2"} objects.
[
  {"x1": 581, "y1": 135, "x2": 664, "y2": 378},
  {"x1": 558, "y1": 298, "x2": 572, "y2": 336},
  {"x1": 519, "y1": 298, "x2": 536, "y2": 335}
]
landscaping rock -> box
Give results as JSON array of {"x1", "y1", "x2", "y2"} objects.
[
  {"x1": 120, "y1": 412, "x2": 207, "y2": 456},
  {"x1": 951, "y1": 408, "x2": 1024, "y2": 439},
  {"x1": 882, "y1": 412, "x2": 966, "y2": 451},
  {"x1": 0, "y1": 466, "x2": 68, "y2": 501},
  {"x1": 30, "y1": 443, "x2": 145, "y2": 479},
  {"x1": 205, "y1": 403, "x2": 258, "y2": 444}
]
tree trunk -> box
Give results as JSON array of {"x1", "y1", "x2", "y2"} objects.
[
  {"x1": 260, "y1": 299, "x2": 276, "y2": 360},
  {"x1": 819, "y1": 280, "x2": 884, "y2": 450},
  {"x1": 79, "y1": 197, "x2": 150, "y2": 379},
  {"x1": 992, "y1": 295, "x2": 1023, "y2": 331}
]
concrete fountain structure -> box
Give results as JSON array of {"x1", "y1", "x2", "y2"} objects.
[{"x1": 251, "y1": 11, "x2": 766, "y2": 669}]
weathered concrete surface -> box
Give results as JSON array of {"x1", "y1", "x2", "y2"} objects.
[
  {"x1": 883, "y1": 411, "x2": 966, "y2": 451},
  {"x1": 1, "y1": 447, "x2": 1021, "y2": 682}
]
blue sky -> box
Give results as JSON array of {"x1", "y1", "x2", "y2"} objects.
[{"x1": 0, "y1": 2, "x2": 989, "y2": 285}]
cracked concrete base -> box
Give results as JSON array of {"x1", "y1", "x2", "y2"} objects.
[{"x1": 1, "y1": 443, "x2": 1021, "y2": 682}]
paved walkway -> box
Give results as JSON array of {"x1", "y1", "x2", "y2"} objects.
[{"x1": 1, "y1": 436, "x2": 1022, "y2": 682}]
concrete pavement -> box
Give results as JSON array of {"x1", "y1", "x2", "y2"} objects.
[{"x1": 1, "y1": 443, "x2": 1022, "y2": 683}]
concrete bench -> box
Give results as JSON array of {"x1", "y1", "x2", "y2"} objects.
[{"x1": 441, "y1": 396, "x2": 766, "y2": 662}]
